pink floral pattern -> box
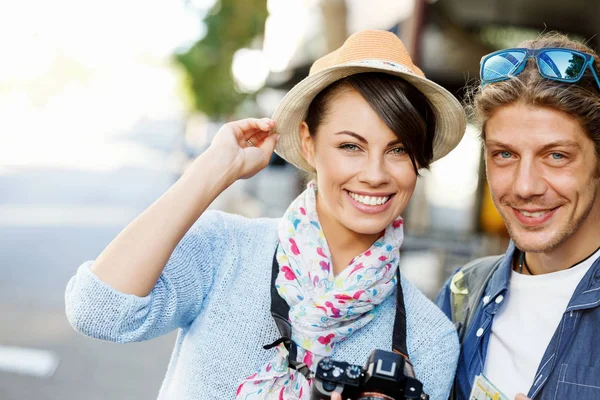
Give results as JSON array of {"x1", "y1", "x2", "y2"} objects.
[{"x1": 236, "y1": 181, "x2": 404, "y2": 399}]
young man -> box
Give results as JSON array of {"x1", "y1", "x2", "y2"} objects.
[{"x1": 437, "y1": 33, "x2": 600, "y2": 400}]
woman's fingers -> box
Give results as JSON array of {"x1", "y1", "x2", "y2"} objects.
[
  {"x1": 245, "y1": 131, "x2": 269, "y2": 147},
  {"x1": 229, "y1": 118, "x2": 274, "y2": 140},
  {"x1": 210, "y1": 117, "x2": 277, "y2": 180},
  {"x1": 243, "y1": 121, "x2": 278, "y2": 156},
  {"x1": 256, "y1": 132, "x2": 279, "y2": 155},
  {"x1": 243, "y1": 132, "x2": 279, "y2": 166}
]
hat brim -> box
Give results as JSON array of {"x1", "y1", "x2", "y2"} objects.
[{"x1": 272, "y1": 62, "x2": 467, "y2": 172}]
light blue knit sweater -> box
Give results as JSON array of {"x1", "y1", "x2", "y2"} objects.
[{"x1": 65, "y1": 211, "x2": 458, "y2": 400}]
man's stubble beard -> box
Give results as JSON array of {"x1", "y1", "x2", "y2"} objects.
[{"x1": 494, "y1": 189, "x2": 597, "y2": 253}]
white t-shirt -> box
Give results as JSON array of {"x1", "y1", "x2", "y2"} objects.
[{"x1": 482, "y1": 249, "x2": 600, "y2": 399}]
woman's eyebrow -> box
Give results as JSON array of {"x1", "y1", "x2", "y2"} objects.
[
  {"x1": 335, "y1": 130, "x2": 367, "y2": 143},
  {"x1": 335, "y1": 131, "x2": 402, "y2": 147}
]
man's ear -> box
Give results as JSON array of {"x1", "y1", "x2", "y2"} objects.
[{"x1": 300, "y1": 122, "x2": 316, "y2": 169}]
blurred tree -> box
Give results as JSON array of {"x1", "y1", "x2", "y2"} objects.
[
  {"x1": 564, "y1": 54, "x2": 586, "y2": 79},
  {"x1": 175, "y1": 0, "x2": 268, "y2": 119}
]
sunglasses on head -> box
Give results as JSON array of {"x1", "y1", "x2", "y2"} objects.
[{"x1": 480, "y1": 47, "x2": 600, "y2": 90}]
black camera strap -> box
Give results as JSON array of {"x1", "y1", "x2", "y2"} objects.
[{"x1": 264, "y1": 247, "x2": 412, "y2": 380}]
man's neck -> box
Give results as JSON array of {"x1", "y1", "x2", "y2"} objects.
[
  {"x1": 527, "y1": 248, "x2": 594, "y2": 275},
  {"x1": 526, "y1": 234, "x2": 600, "y2": 275}
]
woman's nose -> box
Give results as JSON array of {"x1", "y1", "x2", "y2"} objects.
[{"x1": 358, "y1": 155, "x2": 390, "y2": 187}]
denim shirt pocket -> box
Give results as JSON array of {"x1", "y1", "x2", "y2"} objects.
[{"x1": 553, "y1": 363, "x2": 600, "y2": 399}]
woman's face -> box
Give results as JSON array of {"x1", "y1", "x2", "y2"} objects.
[{"x1": 301, "y1": 88, "x2": 418, "y2": 237}]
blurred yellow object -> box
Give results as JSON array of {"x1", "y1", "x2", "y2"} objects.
[{"x1": 479, "y1": 181, "x2": 508, "y2": 236}]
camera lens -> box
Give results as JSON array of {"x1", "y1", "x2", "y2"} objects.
[
  {"x1": 322, "y1": 380, "x2": 337, "y2": 392},
  {"x1": 356, "y1": 393, "x2": 395, "y2": 400}
]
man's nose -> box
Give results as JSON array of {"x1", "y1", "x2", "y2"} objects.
[{"x1": 512, "y1": 159, "x2": 547, "y2": 199}]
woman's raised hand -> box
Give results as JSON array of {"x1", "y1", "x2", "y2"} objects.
[
  {"x1": 88, "y1": 117, "x2": 277, "y2": 297},
  {"x1": 209, "y1": 117, "x2": 278, "y2": 180}
]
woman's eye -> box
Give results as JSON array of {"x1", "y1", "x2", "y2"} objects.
[
  {"x1": 339, "y1": 143, "x2": 360, "y2": 152},
  {"x1": 389, "y1": 147, "x2": 406, "y2": 155}
]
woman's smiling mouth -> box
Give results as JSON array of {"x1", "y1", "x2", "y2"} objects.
[
  {"x1": 345, "y1": 190, "x2": 395, "y2": 214},
  {"x1": 347, "y1": 191, "x2": 391, "y2": 206}
]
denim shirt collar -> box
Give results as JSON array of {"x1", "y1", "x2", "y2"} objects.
[
  {"x1": 480, "y1": 241, "x2": 516, "y2": 311},
  {"x1": 566, "y1": 253, "x2": 600, "y2": 311}
]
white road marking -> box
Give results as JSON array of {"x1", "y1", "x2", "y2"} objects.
[{"x1": 0, "y1": 345, "x2": 60, "y2": 378}]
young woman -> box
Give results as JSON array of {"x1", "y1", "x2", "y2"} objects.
[{"x1": 65, "y1": 30, "x2": 466, "y2": 400}]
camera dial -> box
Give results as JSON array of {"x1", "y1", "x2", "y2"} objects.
[
  {"x1": 320, "y1": 358, "x2": 334, "y2": 371},
  {"x1": 346, "y1": 365, "x2": 362, "y2": 380}
]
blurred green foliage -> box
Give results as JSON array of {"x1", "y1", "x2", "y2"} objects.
[{"x1": 175, "y1": 0, "x2": 268, "y2": 120}]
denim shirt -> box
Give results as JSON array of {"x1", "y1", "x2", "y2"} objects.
[{"x1": 436, "y1": 242, "x2": 600, "y2": 400}]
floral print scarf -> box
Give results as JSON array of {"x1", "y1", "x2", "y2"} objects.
[{"x1": 236, "y1": 181, "x2": 404, "y2": 399}]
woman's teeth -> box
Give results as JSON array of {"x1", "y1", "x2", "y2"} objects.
[{"x1": 348, "y1": 191, "x2": 390, "y2": 206}]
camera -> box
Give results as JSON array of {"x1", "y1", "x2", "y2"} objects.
[{"x1": 310, "y1": 349, "x2": 429, "y2": 400}]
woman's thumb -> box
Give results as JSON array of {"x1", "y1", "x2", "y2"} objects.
[{"x1": 260, "y1": 133, "x2": 279, "y2": 155}]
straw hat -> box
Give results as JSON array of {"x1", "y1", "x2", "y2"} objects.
[{"x1": 272, "y1": 29, "x2": 466, "y2": 172}]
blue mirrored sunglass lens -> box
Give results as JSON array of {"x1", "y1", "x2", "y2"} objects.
[
  {"x1": 538, "y1": 51, "x2": 586, "y2": 80},
  {"x1": 482, "y1": 51, "x2": 526, "y2": 81}
]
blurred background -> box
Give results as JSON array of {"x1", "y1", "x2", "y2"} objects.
[{"x1": 0, "y1": 0, "x2": 598, "y2": 398}]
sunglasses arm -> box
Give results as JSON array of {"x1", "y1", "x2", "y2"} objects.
[{"x1": 588, "y1": 62, "x2": 600, "y2": 92}]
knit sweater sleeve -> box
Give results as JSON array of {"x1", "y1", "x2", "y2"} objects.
[
  {"x1": 65, "y1": 210, "x2": 227, "y2": 343},
  {"x1": 414, "y1": 324, "x2": 459, "y2": 400},
  {"x1": 403, "y1": 275, "x2": 459, "y2": 400}
]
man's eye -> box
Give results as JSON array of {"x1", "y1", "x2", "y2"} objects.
[
  {"x1": 499, "y1": 151, "x2": 512, "y2": 159},
  {"x1": 550, "y1": 153, "x2": 565, "y2": 160}
]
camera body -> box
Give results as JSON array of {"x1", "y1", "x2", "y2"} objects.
[{"x1": 310, "y1": 349, "x2": 428, "y2": 400}]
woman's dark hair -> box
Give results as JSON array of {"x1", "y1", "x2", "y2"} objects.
[{"x1": 304, "y1": 72, "x2": 436, "y2": 174}]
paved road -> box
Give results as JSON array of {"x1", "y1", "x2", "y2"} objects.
[{"x1": 0, "y1": 141, "x2": 182, "y2": 399}]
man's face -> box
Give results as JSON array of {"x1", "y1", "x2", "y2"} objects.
[{"x1": 485, "y1": 103, "x2": 600, "y2": 253}]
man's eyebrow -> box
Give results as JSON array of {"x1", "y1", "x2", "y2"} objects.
[
  {"x1": 538, "y1": 140, "x2": 581, "y2": 152},
  {"x1": 484, "y1": 140, "x2": 514, "y2": 150},
  {"x1": 485, "y1": 139, "x2": 581, "y2": 152},
  {"x1": 335, "y1": 131, "x2": 403, "y2": 147}
]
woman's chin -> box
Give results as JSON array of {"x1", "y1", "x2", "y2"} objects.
[{"x1": 342, "y1": 217, "x2": 392, "y2": 236}]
